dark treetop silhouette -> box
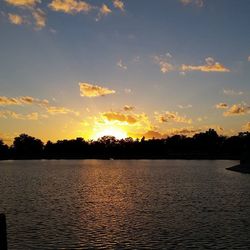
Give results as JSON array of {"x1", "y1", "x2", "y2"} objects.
[{"x1": 0, "y1": 129, "x2": 250, "y2": 160}]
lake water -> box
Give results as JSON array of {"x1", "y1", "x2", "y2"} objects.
[{"x1": 0, "y1": 160, "x2": 250, "y2": 249}]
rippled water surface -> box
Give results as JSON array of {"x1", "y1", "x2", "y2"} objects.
[{"x1": 0, "y1": 160, "x2": 250, "y2": 249}]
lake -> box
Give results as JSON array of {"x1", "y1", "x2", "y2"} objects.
[{"x1": 0, "y1": 160, "x2": 250, "y2": 249}]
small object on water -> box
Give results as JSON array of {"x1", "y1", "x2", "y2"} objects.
[{"x1": 0, "y1": 213, "x2": 7, "y2": 250}]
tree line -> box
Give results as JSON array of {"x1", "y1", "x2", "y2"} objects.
[{"x1": 0, "y1": 129, "x2": 249, "y2": 160}]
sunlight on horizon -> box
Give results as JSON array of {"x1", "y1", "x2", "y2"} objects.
[{"x1": 92, "y1": 127, "x2": 128, "y2": 140}]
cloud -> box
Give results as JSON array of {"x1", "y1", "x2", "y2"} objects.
[
  {"x1": 143, "y1": 130, "x2": 165, "y2": 139},
  {"x1": 242, "y1": 122, "x2": 250, "y2": 131},
  {"x1": 117, "y1": 60, "x2": 127, "y2": 70},
  {"x1": 123, "y1": 105, "x2": 135, "y2": 111},
  {"x1": 48, "y1": 0, "x2": 91, "y2": 14},
  {"x1": 223, "y1": 104, "x2": 250, "y2": 116},
  {"x1": 153, "y1": 54, "x2": 174, "y2": 73},
  {"x1": 155, "y1": 111, "x2": 192, "y2": 124},
  {"x1": 216, "y1": 103, "x2": 228, "y2": 109},
  {"x1": 178, "y1": 104, "x2": 192, "y2": 109},
  {"x1": 100, "y1": 4, "x2": 111, "y2": 15},
  {"x1": 180, "y1": 0, "x2": 204, "y2": 7},
  {"x1": 124, "y1": 88, "x2": 132, "y2": 94},
  {"x1": 79, "y1": 82, "x2": 115, "y2": 97},
  {"x1": 32, "y1": 8, "x2": 46, "y2": 29},
  {"x1": 113, "y1": 0, "x2": 124, "y2": 11},
  {"x1": 4, "y1": 0, "x2": 40, "y2": 8},
  {"x1": 181, "y1": 57, "x2": 230, "y2": 73},
  {"x1": 0, "y1": 96, "x2": 49, "y2": 106},
  {"x1": 0, "y1": 110, "x2": 41, "y2": 120},
  {"x1": 223, "y1": 89, "x2": 243, "y2": 96},
  {"x1": 102, "y1": 111, "x2": 138, "y2": 124},
  {"x1": 46, "y1": 106, "x2": 79, "y2": 116},
  {"x1": 8, "y1": 13, "x2": 24, "y2": 25},
  {"x1": 167, "y1": 127, "x2": 201, "y2": 136},
  {"x1": 248, "y1": 56, "x2": 250, "y2": 62}
]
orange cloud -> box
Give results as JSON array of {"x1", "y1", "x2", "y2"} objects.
[
  {"x1": 216, "y1": 103, "x2": 228, "y2": 109},
  {"x1": 79, "y1": 82, "x2": 115, "y2": 97},
  {"x1": 102, "y1": 111, "x2": 138, "y2": 124},
  {"x1": 243, "y1": 122, "x2": 250, "y2": 131},
  {"x1": 46, "y1": 106, "x2": 79, "y2": 116},
  {"x1": 8, "y1": 13, "x2": 24, "y2": 25},
  {"x1": 113, "y1": 0, "x2": 124, "y2": 11},
  {"x1": 48, "y1": 0, "x2": 91, "y2": 14},
  {"x1": 155, "y1": 111, "x2": 192, "y2": 124},
  {"x1": 5, "y1": 0, "x2": 39, "y2": 8},
  {"x1": 0, "y1": 96, "x2": 49, "y2": 106},
  {"x1": 181, "y1": 57, "x2": 230, "y2": 72},
  {"x1": 100, "y1": 4, "x2": 111, "y2": 15},
  {"x1": 0, "y1": 110, "x2": 41, "y2": 120},
  {"x1": 223, "y1": 104, "x2": 250, "y2": 116}
]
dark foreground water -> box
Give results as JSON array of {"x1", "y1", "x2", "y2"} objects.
[{"x1": 0, "y1": 160, "x2": 250, "y2": 249}]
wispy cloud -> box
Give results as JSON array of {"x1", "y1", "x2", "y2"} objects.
[
  {"x1": 48, "y1": 0, "x2": 92, "y2": 14},
  {"x1": 79, "y1": 82, "x2": 115, "y2": 97},
  {"x1": 248, "y1": 56, "x2": 250, "y2": 62},
  {"x1": 0, "y1": 96, "x2": 49, "y2": 106},
  {"x1": 180, "y1": 0, "x2": 204, "y2": 7},
  {"x1": 8, "y1": 13, "x2": 24, "y2": 25},
  {"x1": 153, "y1": 53, "x2": 174, "y2": 74},
  {"x1": 223, "y1": 89, "x2": 243, "y2": 96},
  {"x1": 181, "y1": 57, "x2": 230, "y2": 73},
  {"x1": 96, "y1": 4, "x2": 112, "y2": 21},
  {"x1": 5, "y1": 0, "x2": 39, "y2": 8},
  {"x1": 32, "y1": 8, "x2": 46, "y2": 29},
  {"x1": 223, "y1": 104, "x2": 250, "y2": 116},
  {"x1": 46, "y1": 106, "x2": 79, "y2": 116},
  {"x1": 215, "y1": 103, "x2": 228, "y2": 109},
  {"x1": 178, "y1": 104, "x2": 192, "y2": 109},
  {"x1": 0, "y1": 110, "x2": 41, "y2": 120},
  {"x1": 155, "y1": 111, "x2": 192, "y2": 124},
  {"x1": 123, "y1": 105, "x2": 135, "y2": 111},
  {"x1": 112, "y1": 0, "x2": 124, "y2": 11},
  {"x1": 117, "y1": 60, "x2": 127, "y2": 70}
]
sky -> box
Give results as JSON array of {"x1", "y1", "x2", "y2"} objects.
[{"x1": 0, "y1": 0, "x2": 250, "y2": 144}]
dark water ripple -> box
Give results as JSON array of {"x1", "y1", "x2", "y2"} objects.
[{"x1": 0, "y1": 160, "x2": 250, "y2": 249}]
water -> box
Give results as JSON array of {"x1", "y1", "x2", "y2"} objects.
[{"x1": 0, "y1": 160, "x2": 250, "y2": 249}]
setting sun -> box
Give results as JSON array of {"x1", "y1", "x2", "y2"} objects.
[{"x1": 92, "y1": 127, "x2": 128, "y2": 140}]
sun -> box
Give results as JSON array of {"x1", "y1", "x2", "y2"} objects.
[{"x1": 93, "y1": 127, "x2": 127, "y2": 140}]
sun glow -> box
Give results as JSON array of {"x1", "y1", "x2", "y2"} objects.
[{"x1": 93, "y1": 127, "x2": 127, "y2": 140}]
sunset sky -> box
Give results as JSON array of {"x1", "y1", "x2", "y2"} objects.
[{"x1": 0, "y1": 0, "x2": 250, "y2": 144}]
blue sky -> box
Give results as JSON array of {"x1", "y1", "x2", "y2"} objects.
[{"x1": 0, "y1": 0, "x2": 250, "y2": 143}]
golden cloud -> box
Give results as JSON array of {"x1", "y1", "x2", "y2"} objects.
[
  {"x1": 113, "y1": 0, "x2": 124, "y2": 11},
  {"x1": 8, "y1": 13, "x2": 24, "y2": 25},
  {"x1": 48, "y1": 0, "x2": 91, "y2": 14},
  {"x1": 223, "y1": 104, "x2": 250, "y2": 116},
  {"x1": 79, "y1": 82, "x2": 115, "y2": 97},
  {"x1": 5, "y1": 0, "x2": 39, "y2": 8},
  {"x1": 181, "y1": 57, "x2": 230, "y2": 72},
  {"x1": 216, "y1": 103, "x2": 228, "y2": 109},
  {"x1": 32, "y1": 8, "x2": 46, "y2": 29},
  {"x1": 102, "y1": 111, "x2": 138, "y2": 124},
  {"x1": 0, "y1": 96, "x2": 49, "y2": 106},
  {"x1": 155, "y1": 111, "x2": 192, "y2": 124},
  {"x1": 100, "y1": 4, "x2": 112, "y2": 15},
  {"x1": 46, "y1": 106, "x2": 79, "y2": 116},
  {"x1": 0, "y1": 110, "x2": 40, "y2": 120}
]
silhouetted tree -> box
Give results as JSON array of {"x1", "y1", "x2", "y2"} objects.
[
  {"x1": 12, "y1": 134, "x2": 44, "y2": 159},
  {"x1": 0, "y1": 140, "x2": 9, "y2": 160}
]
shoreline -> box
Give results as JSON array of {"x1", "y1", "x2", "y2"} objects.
[{"x1": 226, "y1": 164, "x2": 250, "y2": 174}]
